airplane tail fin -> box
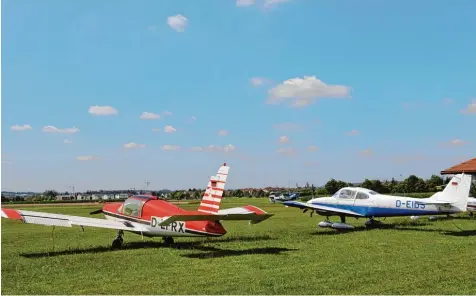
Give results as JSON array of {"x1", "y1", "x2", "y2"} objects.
[
  {"x1": 197, "y1": 163, "x2": 229, "y2": 214},
  {"x1": 432, "y1": 173, "x2": 472, "y2": 210}
]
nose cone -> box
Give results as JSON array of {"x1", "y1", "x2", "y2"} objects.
[{"x1": 205, "y1": 221, "x2": 227, "y2": 236}]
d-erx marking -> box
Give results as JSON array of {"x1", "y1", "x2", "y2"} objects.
[{"x1": 150, "y1": 216, "x2": 185, "y2": 233}]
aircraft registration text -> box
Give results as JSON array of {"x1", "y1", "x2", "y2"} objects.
[
  {"x1": 395, "y1": 200, "x2": 425, "y2": 209},
  {"x1": 150, "y1": 217, "x2": 186, "y2": 233}
]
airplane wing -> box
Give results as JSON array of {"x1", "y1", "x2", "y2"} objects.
[
  {"x1": 282, "y1": 201, "x2": 364, "y2": 217},
  {"x1": 157, "y1": 205, "x2": 273, "y2": 226},
  {"x1": 1, "y1": 208, "x2": 147, "y2": 232}
]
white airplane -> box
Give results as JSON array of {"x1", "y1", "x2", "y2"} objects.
[
  {"x1": 282, "y1": 174, "x2": 472, "y2": 230},
  {"x1": 410, "y1": 196, "x2": 476, "y2": 220}
]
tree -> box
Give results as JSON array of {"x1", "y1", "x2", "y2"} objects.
[
  {"x1": 324, "y1": 179, "x2": 339, "y2": 195},
  {"x1": 427, "y1": 175, "x2": 443, "y2": 191}
]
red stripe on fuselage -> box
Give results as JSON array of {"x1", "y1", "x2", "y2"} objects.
[
  {"x1": 243, "y1": 205, "x2": 265, "y2": 215},
  {"x1": 1, "y1": 208, "x2": 23, "y2": 220}
]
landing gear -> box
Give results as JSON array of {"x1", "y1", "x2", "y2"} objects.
[
  {"x1": 364, "y1": 217, "x2": 382, "y2": 227},
  {"x1": 162, "y1": 236, "x2": 174, "y2": 246},
  {"x1": 112, "y1": 230, "x2": 124, "y2": 249}
]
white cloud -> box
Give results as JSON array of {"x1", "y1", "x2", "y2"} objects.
[
  {"x1": 76, "y1": 156, "x2": 99, "y2": 161},
  {"x1": 461, "y1": 99, "x2": 476, "y2": 114},
  {"x1": 11, "y1": 124, "x2": 32, "y2": 131},
  {"x1": 276, "y1": 147, "x2": 296, "y2": 156},
  {"x1": 164, "y1": 125, "x2": 177, "y2": 133},
  {"x1": 236, "y1": 0, "x2": 255, "y2": 6},
  {"x1": 163, "y1": 111, "x2": 173, "y2": 116},
  {"x1": 360, "y1": 149, "x2": 374, "y2": 157},
  {"x1": 251, "y1": 77, "x2": 272, "y2": 87},
  {"x1": 162, "y1": 145, "x2": 180, "y2": 151},
  {"x1": 279, "y1": 136, "x2": 289, "y2": 144},
  {"x1": 223, "y1": 144, "x2": 236, "y2": 153},
  {"x1": 64, "y1": 139, "x2": 73, "y2": 144},
  {"x1": 88, "y1": 105, "x2": 118, "y2": 115},
  {"x1": 42, "y1": 125, "x2": 80, "y2": 133},
  {"x1": 191, "y1": 146, "x2": 204, "y2": 151},
  {"x1": 124, "y1": 142, "x2": 146, "y2": 149},
  {"x1": 218, "y1": 130, "x2": 229, "y2": 136},
  {"x1": 450, "y1": 139, "x2": 466, "y2": 146},
  {"x1": 267, "y1": 76, "x2": 351, "y2": 107},
  {"x1": 264, "y1": 0, "x2": 292, "y2": 7},
  {"x1": 307, "y1": 145, "x2": 319, "y2": 152},
  {"x1": 345, "y1": 129, "x2": 360, "y2": 136},
  {"x1": 191, "y1": 116, "x2": 197, "y2": 120},
  {"x1": 140, "y1": 112, "x2": 160, "y2": 120},
  {"x1": 167, "y1": 14, "x2": 188, "y2": 32}
]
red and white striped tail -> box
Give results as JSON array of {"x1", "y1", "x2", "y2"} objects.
[{"x1": 198, "y1": 163, "x2": 229, "y2": 214}]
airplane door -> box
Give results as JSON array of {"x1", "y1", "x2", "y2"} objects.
[
  {"x1": 336, "y1": 189, "x2": 357, "y2": 208},
  {"x1": 353, "y1": 191, "x2": 372, "y2": 215}
]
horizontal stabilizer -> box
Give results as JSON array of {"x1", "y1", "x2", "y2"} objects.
[{"x1": 158, "y1": 205, "x2": 273, "y2": 226}]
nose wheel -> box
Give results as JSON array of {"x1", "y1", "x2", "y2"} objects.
[{"x1": 112, "y1": 230, "x2": 124, "y2": 249}]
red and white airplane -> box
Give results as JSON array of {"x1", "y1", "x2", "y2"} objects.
[{"x1": 1, "y1": 163, "x2": 273, "y2": 248}]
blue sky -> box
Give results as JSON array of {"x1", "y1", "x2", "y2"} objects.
[{"x1": 2, "y1": 0, "x2": 475, "y2": 192}]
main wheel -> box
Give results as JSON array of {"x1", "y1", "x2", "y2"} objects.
[
  {"x1": 162, "y1": 237, "x2": 174, "y2": 246},
  {"x1": 112, "y1": 238, "x2": 123, "y2": 249}
]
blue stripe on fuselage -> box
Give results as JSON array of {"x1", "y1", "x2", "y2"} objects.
[{"x1": 310, "y1": 202, "x2": 444, "y2": 217}]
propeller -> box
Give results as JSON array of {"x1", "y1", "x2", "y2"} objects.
[{"x1": 89, "y1": 209, "x2": 103, "y2": 215}]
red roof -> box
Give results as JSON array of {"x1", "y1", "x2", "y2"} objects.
[{"x1": 441, "y1": 158, "x2": 476, "y2": 174}]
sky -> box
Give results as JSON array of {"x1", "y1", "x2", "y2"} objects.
[{"x1": 1, "y1": 0, "x2": 475, "y2": 192}]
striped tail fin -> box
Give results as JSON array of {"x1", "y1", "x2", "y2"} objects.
[{"x1": 198, "y1": 163, "x2": 230, "y2": 214}]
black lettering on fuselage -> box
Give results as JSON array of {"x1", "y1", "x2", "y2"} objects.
[{"x1": 171, "y1": 222, "x2": 177, "y2": 232}]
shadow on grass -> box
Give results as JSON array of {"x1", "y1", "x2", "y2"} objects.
[
  {"x1": 310, "y1": 221, "x2": 475, "y2": 236},
  {"x1": 19, "y1": 235, "x2": 276, "y2": 258},
  {"x1": 181, "y1": 247, "x2": 297, "y2": 259}
]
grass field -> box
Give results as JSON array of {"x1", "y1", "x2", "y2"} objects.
[{"x1": 2, "y1": 198, "x2": 475, "y2": 295}]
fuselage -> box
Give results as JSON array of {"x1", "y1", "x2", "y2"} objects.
[
  {"x1": 468, "y1": 197, "x2": 476, "y2": 213},
  {"x1": 101, "y1": 196, "x2": 226, "y2": 238},
  {"x1": 307, "y1": 193, "x2": 462, "y2": 218}
]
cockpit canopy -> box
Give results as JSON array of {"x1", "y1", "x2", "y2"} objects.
[
  {"x1": 117, "y1": 195, "x2": 155, "y2": 217},
  {"x1": 332, "y1": 187, "x2": 378, "y2": 200}
]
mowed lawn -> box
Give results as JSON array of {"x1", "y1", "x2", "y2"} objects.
[{"x1": 1, "y1": 198, "x2": 475, "y2": 295}]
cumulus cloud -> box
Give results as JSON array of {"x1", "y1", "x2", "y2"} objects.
[
  {"x1": 307, "y1": 145, "x2": 319, "y2": 152},
  {"x1": 88, "y1": 105, "x2": 118, "y2": 115},
  {"x1": 124, "y1": 142, "x2": 146, "y2": 149},
  {"x1": 276, "y1": 147, "x2": 296, "y2": 156},
  {"x1": 461, "y1": 99, "x2": 476, "y2": 114},
  {"x1": 345, "y1": 129, "x2": 360, "y2": 136},
  {"x1": 223, "y1": 144, "x2": 236, "y2": 153},
  {"x1": 164, "y1": 125, "x2": 177, "y2": 133},
  {"x1": 64, "y1": 139, "x2": 73, "y2": 144},
  {"x1": 76, "y1": 156, "x2": 99, "y2": 161},
  {"x1": 191, "y1": 116, "x2": 197, "y2": 120},
  {"x1": 193, "y1": 144, "x2": 237, "y2": 153},
  {"x1": 267, "y1": 76, "x2": 350, "y2": 107},
  {"x1": 251, "y1": 77, "x2": 272, "y2": 87},
  {"x1": 448, "y1": 139, "x2": 467, "y2": 146},
  {"x1": 218, "y1": 130, "x2": 229, "y2": 136},
  {"x1": 11, "y1": 124, "x2": 32, "y2": 131},
  {"x1": 42, "y1": 125, "x2": 80, "y2": 133},
  {"x1": 162, "y1": 145, "x2": 180, "y2": 151},
  {"x1": 264, "y1": 0, "x2": 292, "y2": 7},
  {"x1": 140, "y1": 112, "x2": 160, "y2": 120},
  {"x1": 279, "y1": 136, "x2": 289, "y2": 144},
  {"x1": 236, "y1": 0, "x2": 254, "y2": 6},
  {"x1": 167, "y1": 14, "x2": 188, "y2": 32},
  {"x1": 359, "y1": 149, "x2": 374, "y2": 157}
]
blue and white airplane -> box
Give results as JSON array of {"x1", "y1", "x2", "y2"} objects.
[{"x1": 282, "y1": 174, "x2": 473, "y2": 230}]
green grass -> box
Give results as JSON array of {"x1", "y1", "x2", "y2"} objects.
[{"x1": 2, "y1": 198, "x2": 475, "y2": 295}]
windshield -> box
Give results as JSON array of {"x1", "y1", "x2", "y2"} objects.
[{"x1": 119, "y1": 197, "x2": 147, "y2": 217}]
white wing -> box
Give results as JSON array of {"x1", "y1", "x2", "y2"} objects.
[
  {"x1": 283, "y1": 201, "x2": 363, "y2": 217},
  {"x1": 1, "y1": 208, "x2": 147, "y2": 232}
]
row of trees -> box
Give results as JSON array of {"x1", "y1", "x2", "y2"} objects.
[{"x1": 2, "y1": 174, "x2": 475, "y2": 202}]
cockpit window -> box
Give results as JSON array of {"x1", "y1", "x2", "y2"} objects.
[
  {"x1": 356, "y1": 192, "x2": 370, "y2": 199},
  {"x1": 119, "y1": 197, "x2": 146, "y2": 217},
  {"x1": 338, "y1": 189, "x2": 356, "y2": 199}
]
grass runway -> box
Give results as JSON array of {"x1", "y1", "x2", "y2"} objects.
[{"x1": 1, "y1": 198, "x2": 475, "y2": 294}]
